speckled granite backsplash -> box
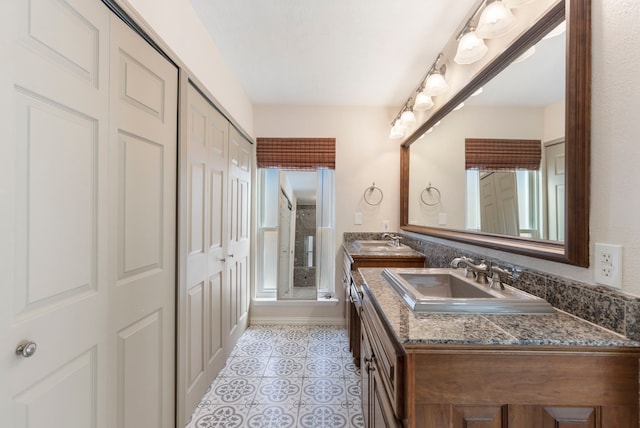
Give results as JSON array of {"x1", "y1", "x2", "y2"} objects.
[{"x1": 344, "y1": 232, "x2": 640, "y2": 341}]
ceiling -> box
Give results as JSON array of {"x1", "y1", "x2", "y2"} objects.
[{"x1": 188, "y1": 0, "x2": 478, "y2": 107}]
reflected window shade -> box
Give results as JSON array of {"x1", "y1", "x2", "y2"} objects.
[
  {"x1": 257, "y1": 138, "x2": 336, "y2": 169},
  {"x1": 465, "y1": 138, "x2": 542, "y2": 170}
]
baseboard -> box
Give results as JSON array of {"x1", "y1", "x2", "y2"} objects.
[{"x1": 249, "y1": 316, "x2": 345, "y2": 327}]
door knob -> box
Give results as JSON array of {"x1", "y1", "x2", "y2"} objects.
[{"x1": 16, "y1": 341, "x2": 37, "y2": 358}]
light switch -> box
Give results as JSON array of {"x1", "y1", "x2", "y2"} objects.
[{"x1": 354, "y1": 212, "x2": 362, "y2": 225}]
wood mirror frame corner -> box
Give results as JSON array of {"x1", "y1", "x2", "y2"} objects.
[{"x1": 400, "y1": 0, "x2": 590, "y2": 267}]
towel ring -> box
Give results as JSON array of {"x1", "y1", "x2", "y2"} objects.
[
  {"x1": 363, "y1": 183, "x2": 383, "y2": 206},
  {"x1": 420, "y1": 183, "x2": 441, "y2": 206}
]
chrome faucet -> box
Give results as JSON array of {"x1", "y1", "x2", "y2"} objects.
[
  {"x1": 450, "y1": 257, "x2": 490, "y2": 284},
  {"x1": 382, "y1": 233, "x2": 402, "y2": 247}
]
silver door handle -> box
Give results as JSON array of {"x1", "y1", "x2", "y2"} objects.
[{"x1": 16, "y1": 341, "x2": 37, "y2": 358}]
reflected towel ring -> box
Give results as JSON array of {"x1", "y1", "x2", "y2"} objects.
[
  {"x1": 420, "y1": 183, "x2": 441, "y2": 206},
  {"x1": 363, "y1": 182, "x2": 384, "y2": 206}
]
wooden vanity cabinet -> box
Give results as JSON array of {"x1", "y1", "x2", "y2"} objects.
[
  {"x1": 360, "y1": 285, "x2": 640, "y2": 428},
  {"x1": 343, "y1": 249, "x2": 425, "y2": 367}
]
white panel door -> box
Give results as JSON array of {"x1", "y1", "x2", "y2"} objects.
[
  {"x1": 227, "y1": 128, "x2": 252, "y2": 347},
  {"x1": 546, "y1": 142, "x2": 566, "y2": 241},
  {"x1": 108, "y1": 16, "x2": 177, "y2": 428},
  {"x1": 178, "y1": 82, "x2": 229, "y2": 423},
  {"x1": 0, "y1": 0, "x2": 110, "y2": 427}
]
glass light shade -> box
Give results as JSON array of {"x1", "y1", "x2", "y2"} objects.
[
  {"x1": 471, "y1": 87, "x2": 483, "y2": 97},
  {"x1": 424, "y1": 72, "x2": 449, "y2": 97},
  {"x1": 476, "y1": 1, "x2": 517, "y2": 39},
  {"x1": 504, "y1": 0, "x2": 536, "y2": 7},
  {"x1": 394, "y1": 119, "x2": 408, "y2": 132},
  {"x1": 400, "y1": 110, "x2": 416, "y2": 125},
  {"x1": 414, "y1": 92, "x2": 434, "y2": 111},
  {"x1": 453, "y1": 102, "x2": 465, "y2": 111},
  {"x1": 454, "y1": 31, "x2": 489, "y2": 65},
  {"x1": 389, "y1": 123, "x2": 405, "y2": 139}
]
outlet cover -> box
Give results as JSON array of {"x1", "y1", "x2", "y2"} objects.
[{"x1": 594, "y1": 243, "x2": 622, "y2": 288}]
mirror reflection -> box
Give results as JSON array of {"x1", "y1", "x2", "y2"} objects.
[{"x1": 408, "y1": 21, "x2": 566, "y2": 241}]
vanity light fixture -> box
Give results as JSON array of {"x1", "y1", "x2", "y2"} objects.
[
  {"x1": 454, "y1": 28, "x2": 489, "y2": 64},
  {"x1": 400, "y1": 108, "x2": 417, "y2": 126},
  {"x1": 453, "y1": 102, "x2": 465, "y2": 111},
  {"x1": 423, "y1": 53, "x2": 449, "y2": 97},
  {"x1": 414, "y1": 90, "x2": 434, "y2": 111},
  {"x1": 389, "y1": 122, "x2": 406, "y2": 139},
  {"x1": 471, "y1": 87, "x2": 484, "y2": 97},
  {"x1": 476, "y1": 0, "x2": 517, "y2": 39},
  {"x1": 424, "y1": 70, "x2": 449, "y2": 96}
]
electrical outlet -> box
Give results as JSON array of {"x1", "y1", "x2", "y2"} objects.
[
  {"x1": 382, "y1": 220, "x2": 390, "y2": 231},
  {"x1": 594, "y1": 243, "x2": 622, "y2": 288}
]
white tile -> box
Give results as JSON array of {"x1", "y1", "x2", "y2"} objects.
[
  {"x1": 297, "y1": 404, "x2": 350, "y2": 428},
  {"x1": 254, "y1": 377, "x2": 303, "y2": 404},
  {"x1": 301, "y1": 378, "x2": 346, "y2": 406},
  {"x1": 264, "y1": 357, "x2": 306, "y2": 377},
  {"x1": 245, "y1": 404, "x2": 299, "y2": 428},
  {"x1": 219, "y1": 356, "x2": 268, "y2": 378},
  {"x1": 304, "y1": 357, "x2": 344, "y2": 378}
]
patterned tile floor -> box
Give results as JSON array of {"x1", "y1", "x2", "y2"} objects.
[{"x1": 186, "y1": 324, "x2": 364, "y2": 428}]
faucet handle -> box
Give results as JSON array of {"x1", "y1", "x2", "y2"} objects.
[{"x1": 489, "y1": 265, "x2": 513, "y2": 290}]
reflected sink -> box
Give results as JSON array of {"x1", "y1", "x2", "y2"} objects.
[
  {"x1": 382, "y1": 268, "x2": 555, "y2": 314},
  {"x1": 353, "y1": 240, "x2": 413, "y2": 253}
]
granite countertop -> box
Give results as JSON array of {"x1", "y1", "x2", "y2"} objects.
[
  {"x1": 357, "y1": 268, "x2": 640, "y2": 348},
  {"x1": 343, "y1": 241, "x2": 426, "y2": 258}
]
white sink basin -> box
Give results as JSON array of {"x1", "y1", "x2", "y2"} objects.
[{"x1": 382, "y1": 268, "x2": 555, "y2": 314}]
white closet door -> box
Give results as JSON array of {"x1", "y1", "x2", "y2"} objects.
[
  {"x1": 178, "y1": 82, "x2": 229, "y2": 423},
  {"x1": 108, "y1": 15, "x2": 177, "y2": 428},
  {"x1": 227, "y1": 127, "x2": 252, "y2": 347},
  {"x1": 0, "y1": 0, "x2": 110, "y2": 427}
]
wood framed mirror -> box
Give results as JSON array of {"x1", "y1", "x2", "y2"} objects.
[{"x1": 400, "y1": 0, "x2": 590, "y2": 267}]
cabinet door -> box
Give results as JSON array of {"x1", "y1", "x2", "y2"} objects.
[
  {"x1": 361, "y1": 328, "x2": 373, "y2": 428},
  {"x1": 508, "y1": 405, "x2": 600, "y2": 428},
  {"x1": 371, "y1": 366, "x2": 401, "y2": 428},
  {"x1": 453, "y1": 406, "x2": 504, "y2": 428}
]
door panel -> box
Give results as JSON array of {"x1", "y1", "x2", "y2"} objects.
[
  {"x1": 13, "y1": 348, "x2": 98, "y2": 428},
  {"x1": 116, "y1": 312, "x2": 163, "y2": 428},
  {"x1": 109, "y1": 15, "x2": 177, "y2": 428},
  {"x1": 1, "y1": 0, "x2": 110, "y2": 427},
  {"x1": 227, "y1": 128, "x2": 251, "y2": 346},
  {"x1": 179, "y1": 82, "x2": 230, "y2": 423}
]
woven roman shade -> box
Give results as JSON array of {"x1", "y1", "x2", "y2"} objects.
[
  {"x1": 256, "y1": 138, "x2": 336, "y2": 169},
  {"x1": 465, "y1": 138, "x2": 542, "y2": 170}
]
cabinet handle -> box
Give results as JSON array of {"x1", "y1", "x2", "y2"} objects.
[{"x1": 366, "y1": 362, "x2": 376, "y2": 374}]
